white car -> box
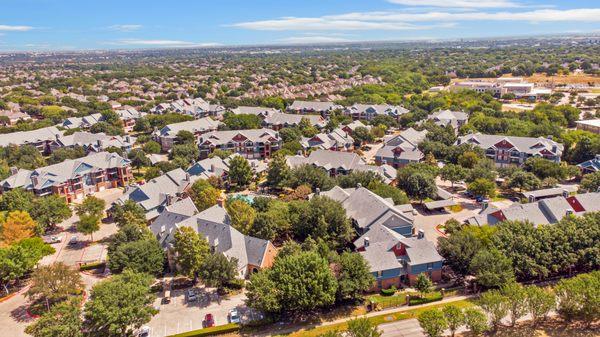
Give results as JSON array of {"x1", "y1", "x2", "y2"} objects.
[
  {"x1": 229, "y1": 309, "x2": 241, "y2": 324},
  {"x1": 138, "y1": 326, "x2": 151, "y2": 337}
]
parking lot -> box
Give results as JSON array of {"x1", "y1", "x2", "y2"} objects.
[{"x1": 146, "y1": 286, "x2": 255, "y2": 337}]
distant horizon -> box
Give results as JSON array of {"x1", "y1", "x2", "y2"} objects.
[
  {"x1": 1, "y1": 0, "x2": 599, "y2": 52},
  {"x1": 0, "y1": 31, "x2": 598, "y2": 55}
]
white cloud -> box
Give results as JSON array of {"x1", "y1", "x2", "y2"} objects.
[
  {"x1": 110, "y1": 39, "x2": 221, "y2": 47},
  {"x1": 0, "y1": 25, "x2": 34, "y2": 31},
  {"x1": 329, "y1": 8, "x2": 600, "y2": 22},
  {"x1": 108, "y1": 24, "x2": 143, "y2": 32},
  {"x1": 231, "y1": 17, "x2": 450, "y2": 31},
  {"x1": 232, "y1": 7, "x2": 600, "y2": 32},
  {"x1": 387, "y1": 0, "x2": 521, "y2": 8},
  {"x1": 279, "y1": 36, "x2": 354, "y2": 44}
]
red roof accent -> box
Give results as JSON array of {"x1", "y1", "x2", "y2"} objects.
[
  {"x1": 566, "y1": 196, "x2": 585, "y2": 212},
  {"x1": 494, "y1": 139, "x2": 514, "y2": 149}
]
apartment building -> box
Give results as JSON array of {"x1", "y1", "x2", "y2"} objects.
[
  {"x1": 375, "y1": 128, "x2": 428, "y2": 168},
  {"x1": 154, "y1": 117, "x2": 222, "y2": 151},
  {"x1": 456, "y1": 133, "x2": 563, "y2": 167},
  {"x1": 197, "y1": 128, "x2": 282, "y2": 159},
  {"x1": 0, "y1": 126, "x2": 63, "y2": 154},
  {"x1": 0, "y1": 152, "x2": 132, "y2": 202},
  {"x1": 344, "y1": 104, "x2": 409, "y2": 121}
]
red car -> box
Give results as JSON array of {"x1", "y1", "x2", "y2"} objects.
[{"x1": 204, "y1": 313, "x2": 215, "y2": 328}]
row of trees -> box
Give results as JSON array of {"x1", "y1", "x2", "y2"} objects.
[
  {"x1": 419, "y1": 271, "x2": 599, "y2": 337},
  {"x1": 438, "y1": 213, "x2": 600, "y2": 287}
]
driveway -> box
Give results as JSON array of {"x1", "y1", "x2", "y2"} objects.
[{"x1": 146, "y1": 288, "x2": 251, "y2": 337}]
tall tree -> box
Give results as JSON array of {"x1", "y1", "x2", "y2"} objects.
[
  {"x1": 335, "y1": 252, "x2": 374, "y2": 302},
  {"x1": 469, "y1": 248, "x2": 515, "y2": 288},
  {"x1": 439, "y1": 164, "x2": 467, "y2": 188},
  {"x1": 414, "y1": 273, "x2": 433, "y2": 298},
  {"x1": 442, "y1": 305, "x2": 464, "y2": 337},
  {"x1": 400, "y1": 172, "x2": 437, "y2": 203},
  {"x1": 346, "y1": 317, "x2": 381, "y2": 337},
  {"x1": 266, "y1": 153, "x2": 291, "y2": 190},
  {"x1": 478, "y1": 290, "x2": 508, "y2": 330},
  {"x1": 76, "y1": 214, "x2": 101, "y2": 241},
  {"x1": 463, "y1": 308, "x2": 488, "y2": 336},
  {"x1": 199, "y1": 253, "x2": 238, "y2": 291},
  {"x1": 108, "y1": 238, "x2": 164, "y2": 276},
  {"x1": 172, "y1": 227, "x2": 209, "y2": 278},
  {"x1": 25, "y1": 299, "x2": 83, "y2": 337},
  {"x1": 111, "y1": 200, "x2": 146, "y2": 227},
  {"x1": 555, "y1": 271, "x2": 600, "y2": 327},
  {"x1": 500, "y1": 282, "x2": 528, "y2": 326},
  {"x1": 188, "y1": 179, "x2": 220, "y2": 211},
  {"x1": 525, "y1": 285, "x2": 555, "y2": 326},
  {"x1": 418, "y1": 309, "x2": 448, "y2": 337},
  {"x1": 226, "y1": 199, "x2": 256, "y2": 234},
  {"x1": 76, "y1": 195, "x2": 105, "y2": 218},
  {"x1": 26, "y1": 262, "x2": 83, "y2": 311},
  {"x1": 228, "y1": 155, "x2": 253, "y2": 187},
  {"x1": 84, "y1": 270, "x2": 156, "y2": 337},
  {"x1": 468, "y1": 178, "x2": 496, "y2": 199},
  {"x1": 30, "y1": 195, "x2": 72, "y2": 233}
]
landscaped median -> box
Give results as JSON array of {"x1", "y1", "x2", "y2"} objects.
[
  {"x1": 277, "y1": 299, "x2": 474, "y2": 337},
  {"x1": 168, "y1": 323, "x2": 239, "y2": 337}
]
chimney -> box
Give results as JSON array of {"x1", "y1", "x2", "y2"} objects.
[
  {"x1": 164, "y1": 193, "x2": 173, "y2": 206},
  {"x1": 566, "y1": 209, "x2": 574, "y2": 216},
  {"x1": 10, "y1": 167, "x2": 18, "y2": 175},
  {"x1": 562, "y1": 189, "x2": 569, "y2": 198},
  {"x1": 363, "y1": 237, "x2": 370, "y2": 248},
  {"x1": 210, "y1": 164, "x2": 216, "y2": 172},
  {"x1": 528, "y1": 195, "x2": 536, "y2": 203},
  {"x1": 357, "y1": 183, "x2": 362, "y2": 188},
  {"x1": 185, "y1": 173, "x2": 190, "y2": 182},
  {"x1": 125, "y1": 135, "x2": 131, "y2": 143},
  {"x1": 417, "y1": 229, "x2": 425, "y2": 239},
  {"x1": 481, "y1": 201, "x2": 489, "y2": 210},
  {"x1": 315, "y1": 188, "x2": 320, "y2": 195},
  {"x1": 31, "y1": 175, "x2": 39, "y2": 187}
]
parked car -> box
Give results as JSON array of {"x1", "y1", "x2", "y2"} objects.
[
  {"x1": 186, "y1": 289, "x2": 197, "y2": 302},
  {"x1": 229, "y1": 309, "x2": 240, "y2": 324},
  {"x1": 68, "y1": 236, "x2": 78, "y2": 246},
  {"x1": 138, "y1": 326, "x2": 151, "y2": 337},
  {"x1": 45, "y1": 235, "x2": 61, "y2": 244},
  {"x1": 204, "y1": 313, "x2": 215, "y2": 328}
]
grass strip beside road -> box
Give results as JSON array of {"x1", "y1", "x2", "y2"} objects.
[{"x1": 276, "y1": 299, "x2": 474, "y2": 337}]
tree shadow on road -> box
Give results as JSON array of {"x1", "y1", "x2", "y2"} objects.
[{"x1": 10, "y1": 303, "x2": 35, "y2": 324}]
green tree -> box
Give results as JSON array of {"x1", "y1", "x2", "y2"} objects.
[
  {"x1": 580, "y1": 171, "x2": 600, "y2": 192},
  {"x1": 170, "y1": 143, "x2": 199, "y2": 164},
  {"x1": 555, "y1": 271, "x2": 600, "y2": 326},
  {"x1": 0, "y1": 238, "x2": 54, "y2": 295},
  {"x1": 500, "y1": 282, "x2": 528, "y2": 326},
  {"x1": 367, "y1": 181, "x2": 409, "y2": 205},
  {"x1": 478, "y1": 290, "x2": 508, "y2": 330},
  {"x1": 25, "y1": 299, "x2": 83, "y2": 337},
  {"x1": 76, "y1": 214, "x2": 101, "y2": 241},
  {"x1": 84, "y1": 270, "x2": 156, "y2": 337},
  {"x1": 30, "y1": 195, "x2": 72, "y2": 233},
  {"x1": 226, "y1": 199, "x2": 256, "y2": 234},
  {"x1": 142, "y1": 140, "x2": 161, "y2": 154},
  {"x1": 250, "y1": 212, "x2": 278, "y2": 241},
  {"x1": 467, "y1": 178, "x2": 496, "y2": 199},
  {"x1": 127, "y1": 149, "x2": 151, "y2": 172},
  {"x1": 463, "y1": 308, "x2": 488, "y2": 336},
  {"x1": 111, "y1": 200, "x2": 146, "y2": 227},
  {"x1": 228, "y1": 155, "x2": 253, "y2": 187},
  {"x1": 26, "y1": 262, "x2": 83, "y2": 311},
  {"x1": 189, "y1": 179, "x2": 220, "y2": 211},
  {"x1": 246, "y1": 250, "x2": 337, "y2": 315},
  {"x1": 457, "y1": 151, "x2": 480, "y2": 169},
  {"x1": 108, "y1": 238, "x2": 164, "y2": 276},
  {"x1": 199, "y1": 253, "x2": 238, "y2": 291},
  {"x1": 346, "y1": 317, "x2": 381, "y2": 337},
  {"x1": 76, "y1": 195, "x2": 105, "y2": 218},
  {"x1": 289, "y1": 164, "x2": 335, "y2": 190},
  {"x1": 337, "y1": 171, "x2": 382, "y2": 189},
  {"x1": 172, "y1": 227, "x2": 209, "y2": 278},
  {"x1": 418, "y1": 309, "x2": 448, "y2": 337},
  {"x1": 175, "y1": 130, "x2": 195, "y2": 144},
  {"x1": 507, "y1": 170, "x2": 541, "y2": 192},
  {"x1": 336, "y1": 252, "x2": 374, "y2": 302},
  {"x1": 469, "y1": 248, "x2": 515, "y2": 288},
  {"x1": 143, "y1": 166, "x2": 162, "y2": 181},
  {"x1": 525, "y1": 285, "x2": 555, "y2": 326},
  {"x1": 442, "y1": 305, "x2": 464, "y2": 337},
  {"x1": 400, "y1": 172, "x2": 437, "y2": 203},
  {"x1": 438, "y1": 226, "x2": 496, "y2": 276},
  {"x1": 0, "y1": 188, "x2": 34, "y2": 213},
  {"x1": 440, "y1": 164, "x2": 467, "y2": 188},
  {"x1": 266, "y1": 153, "x2": 291, "y2": 190},
  {"x1": 352, "y1": 126, "x2": 374, "y2": 145},
  {"x1": 414, "y1": 273, "x2": 433, "y2": 298},
  {"x1": 222, "y1": 113, "x2": 262, "y2": 130}
]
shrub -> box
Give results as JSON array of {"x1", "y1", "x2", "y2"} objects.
[
  {"x1": 79, "y1": 261, "x2": 106, "y2": 271},
  {"x1": 409, "y1": 292, "x2": 443, "y2": 306},
  {"x1": 380, "y1": 285, "x2": 397, "y2": 296}
]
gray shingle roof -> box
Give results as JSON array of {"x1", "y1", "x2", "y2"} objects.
[
  {"x1": 0, "y1": 126, "x2": 62, "y2": 147},
  {"x1": 287, "y1": 149, "x2": 365, "y2": 171},
  {"x1": 199, "y1": 128, "x2": 280, "y2": 146},
  {"x1": 157, "y1": 117, "x2": 222, "y2": 138},
  {"x1": 456, "y1": 133, "x2": 563, "y2": 156}
]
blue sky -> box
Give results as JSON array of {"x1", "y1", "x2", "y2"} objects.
[{"x1": 0, "y1": 0, "x2": 599, "y2": 51}]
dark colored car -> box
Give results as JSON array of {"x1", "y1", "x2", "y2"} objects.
[{"x1": 204, "y1": 313, "x2": 215, "y2": 328}]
